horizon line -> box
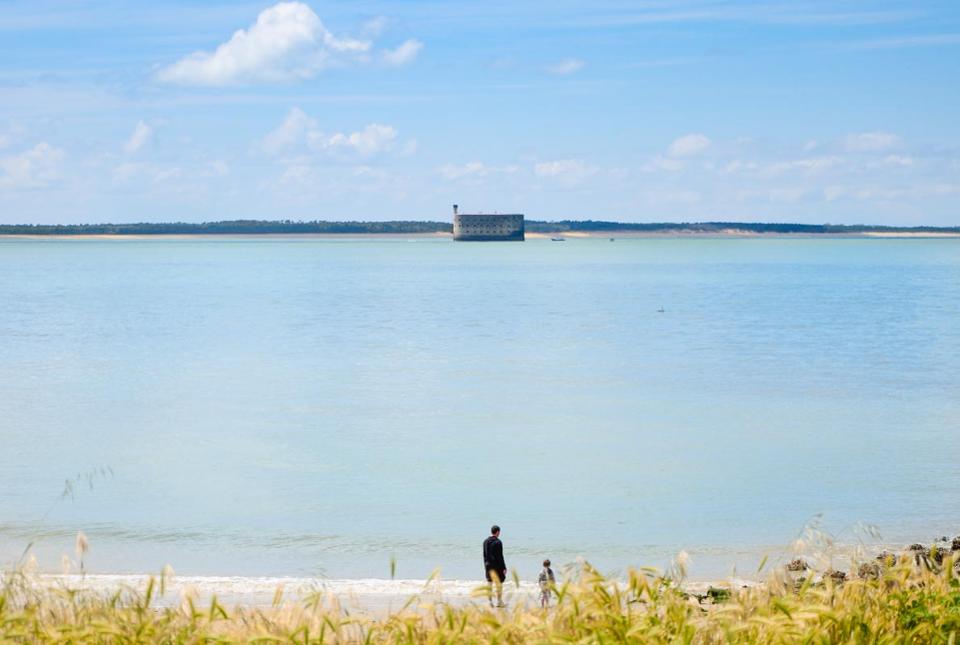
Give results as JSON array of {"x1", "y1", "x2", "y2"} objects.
[{"x1": 1, "y1": 219, "x2": 959, "y2": 231}]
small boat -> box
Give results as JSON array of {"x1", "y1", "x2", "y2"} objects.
[{"x1": 551, "y1": 237, "x2": 566, "y2": 242}]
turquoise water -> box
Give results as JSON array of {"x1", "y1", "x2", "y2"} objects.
[{"x1": 1, "y1": 237, "x2": 958, "y2": 582}]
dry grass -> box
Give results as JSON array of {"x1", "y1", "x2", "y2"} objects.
[{"x1": 3, "y1": 550, "x2": 960, "y2": 643}]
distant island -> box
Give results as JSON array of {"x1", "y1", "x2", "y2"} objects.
[{"x1": 1, "y1": 220, "x2": 958, "y2": 236}]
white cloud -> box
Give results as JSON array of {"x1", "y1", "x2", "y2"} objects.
[
  {"x1": 112, "y1": 157, "x2": 226, "y2": 185},
  {"x1": 261, "y1": 108, "x2": 402, "y2": 158},
  {"x1": 642, "y1": 155, "x2": 685, "y2": 172},
  {"x1": 382, "y1": 39, "x2": 422, "y2": 67},
  {"x1": 546, "y1": 58, "x2": 585, "y2": 75},
  {"x1": 353, "y1": 165, "x2": 387, "y2": 179},
  {"x1": 439, "y1": 161, "x2": 488, "y2": 180},
  {"x1": 112, "y1": 161, "x2": 140, "y2": 181},
  {"x1": 721, "y1": 160, "x2": 759, "y2": 174},
  {"x1": 667, "y1": 133, "x2": 711, "y2": 157},
  {"x1": 535, "y1": 159, "x2": 581, "y2": 176},
  {"x1": 0, "y1": 142, "x2": 65, "y2": 190},
  {"x1": 279, "y1": 164, "x2": 312, "y2": 186},
  {"x1": 152, "y1": 167, "x2": 182, "y2": 183},
  {"x1": 325, "y1": 124, "x2": 397, "y2": 155},
  {"x1": 843, "y1": 131, "x2": 900, "y2": 152},
  {"x1": 882, "y1": 154, "x2": 914, "y2": 166},
  {"x1": 0, "y1": 124, "x2": 26, "y2": 151},
  {"x1": 262, "y1": 107, "x2": 316, "y2": 155},
  {"x1": 438, "y1": 162, "x2": 519, "y2": 180},
  {"x1": 761, "y1": 156, "x2": 843, "y2": 177},
  {"x1": 156, "y1": 2, "x2": 370, "y2": 85},
  {"x1": 733, "y1": 187, "x2": 808, "y2": 204},
  {"x1": 124, "y1": 120, "x2": 153, "y2": 154},
  {"x1": 822, "y1": 183, "x2": 960, "y2": 202},
  {"x1": 534, "y1": 159, "x2": 595, "y2": 183},
  {"x1": 361, "y1": 16, "x2": 389, "y2": 37},
  {"x1": 112, "y1": 161, "x2": 181, "y2": 184}
]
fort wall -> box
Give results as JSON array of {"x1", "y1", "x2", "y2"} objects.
[{"x1": 452, "y1": 212, "x2": 525, "y2": 241}]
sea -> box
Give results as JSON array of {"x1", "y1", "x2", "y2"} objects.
[{"x1": 1, "y1": 236, "x2": 958, "y2": 591}]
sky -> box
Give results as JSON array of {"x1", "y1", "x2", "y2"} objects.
[{"x1": 0, "y1": 0, "x2": 958, "y2": 225}]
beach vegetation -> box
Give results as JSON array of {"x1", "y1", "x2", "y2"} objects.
[{"x1": 3, "y1": 547, "x2": 960, "y2": 642}]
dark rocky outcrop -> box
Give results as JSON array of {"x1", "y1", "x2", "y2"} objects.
[
  {"x1": 826, "y1": 569, "x2": 847, "y2": 584},
  {"x1": 876, "y1": 551, "x2": 897, "y2": 565},
  {"x1": 786, "y1": 559, "x2": 808, "y2": 572},
  {"x1": 792, "y1": 536, "x2": 960, "y2": 586}
]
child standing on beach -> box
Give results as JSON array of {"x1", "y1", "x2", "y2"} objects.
[{"x1": 538, "y1": 559, "x2": 555, "y2": 608}]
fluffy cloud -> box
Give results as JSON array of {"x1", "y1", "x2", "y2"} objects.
[
  {"x1": 881, "y1": 154, "x2": 914, "y2": 166},
  {"x1": 153, "y1": 167, "x2": 183, "y2": 184},
  {"x1": 262, "y1": 107, "x2": 403, "y2": 157},
  {"x1": 721, "y1": 160, "x2": 759, "y2": 174},
  {"x1": 823, "y1": 183, "x2": 960, "y2": 202},
  {"x1": 382, "y1": 39, "x2": 422, "y2": 67},
  {"x1": 534, "y1": 159, "x2": 595, "y2": 183},
  {"x1": 262, "y1": 107, "x2": 316, "y2": 155},
  {"x1": 644, "y1": 134, "x2": 722, "y2": 171},
  {"x1": 112, "y1": 162, "x2": 185, "y2": 185},
  {"x1": 667, "y1": 133, "x2": 711, "y2": 157},
  {"x1": 642, "y1": 156, "x2": 684, "y2": 172},
  {"x1": 112, "y1": 162, "x2": 140, "y2": 181},
  {"x1": 124, "y1": 121, "x2": 153, "y2": 154},
  {"x1": 439, "y1": 162, "x2": 489, "y2": 180},
  {"x1": 156, "y1": 2, "x2": 371, "y2": 85},
  {"x1": 546, "y1": 58, "x2": 585, "y2": 75},
  {"x1": 0, "y1": 142, "x2": 65, "y2": 190},
  {"x1": 760, "y1": 156, "x2": 843, "y2": 177},
  {"x1": 361, "y1": 16, "x2": 389, "y2": 38},
  {"x1": 843, "y1": 131, "x2": 900, "y2": 152},
  {"x1": 326, "y1": 124, "x2": 398, "y2": 155},
  {"x1": 438, "y1": 162, "x2": 519, "y2": 180}
]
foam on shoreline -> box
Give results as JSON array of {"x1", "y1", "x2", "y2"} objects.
[
  {"x1": 19, "y1": 574, "x2": 547, "y2": 612},
  {"x1": 15, "y1": 573, "x2": 759, "y2": 613}
]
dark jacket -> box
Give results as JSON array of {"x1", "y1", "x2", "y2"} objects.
[{"x1": 483, "y1": 535, "x2": 506, "y2": 573}]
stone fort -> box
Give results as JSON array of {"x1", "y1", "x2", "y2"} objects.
[{"x1": 452, "y1": 205, "x2": 525, "y2": 241}]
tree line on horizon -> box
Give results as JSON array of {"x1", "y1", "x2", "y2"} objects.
[{"x1": 0, "y1": 219, "x2": 957, "y2": 235}]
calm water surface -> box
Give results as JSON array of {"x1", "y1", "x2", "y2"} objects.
[{"x1": 1, "y1": 237, "x2": 958, "y2": 581}]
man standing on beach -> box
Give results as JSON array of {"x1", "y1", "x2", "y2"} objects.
[{"x1": 483, "y1": 525, "x2": 507, "y2": 607}]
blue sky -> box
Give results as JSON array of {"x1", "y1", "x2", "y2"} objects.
[{"x1": 0, "y1": 0, "x2": 958, "y2": 224}]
